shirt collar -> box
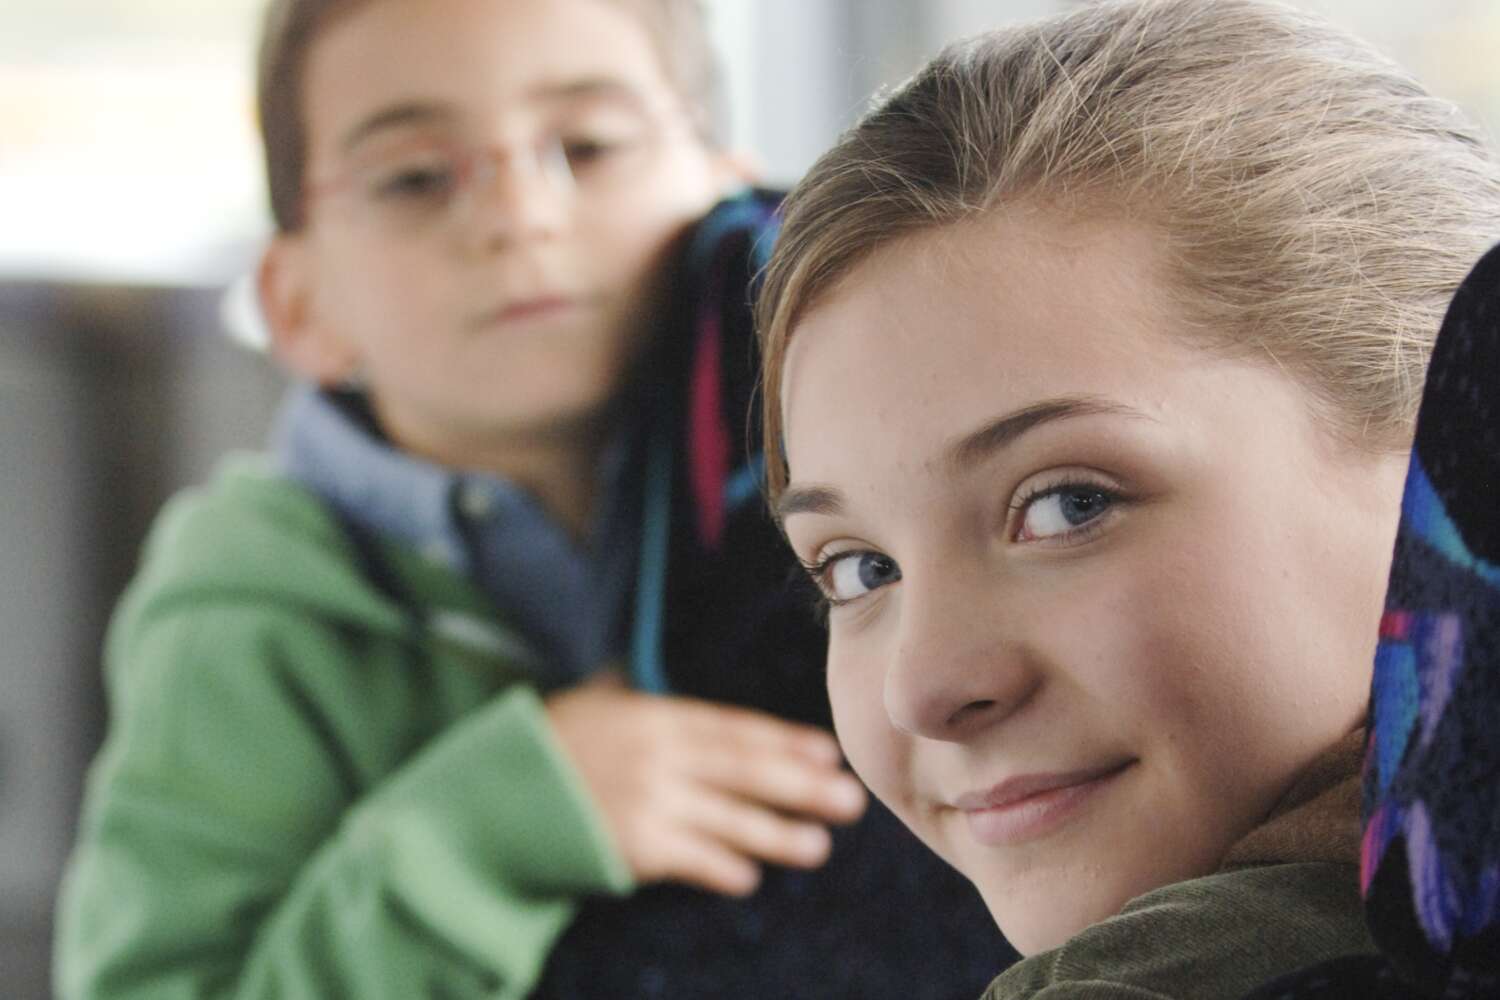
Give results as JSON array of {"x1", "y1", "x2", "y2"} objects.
[
  {"x1": 272, "y1": 385, "x2": 471, "y2": 571},
  {"x1": 271, "y1": 382, "x2": 642, "y2": 577}
]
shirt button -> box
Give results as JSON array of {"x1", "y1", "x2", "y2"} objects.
[{"x1": 458, "y1": 482, "x2": 495, "y2": 521}]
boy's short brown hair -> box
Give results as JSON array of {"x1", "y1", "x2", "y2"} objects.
[{"x1": 256, "y1": 0, "x2": 726, "y2": 232}]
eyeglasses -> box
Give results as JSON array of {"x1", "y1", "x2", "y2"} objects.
[{"x1": 305, "y1": 110, "x2": 690, "y2": 237}]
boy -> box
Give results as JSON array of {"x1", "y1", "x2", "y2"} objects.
[{"x1": 56, "y1": 1, "x2": 1003, "y2": 997}]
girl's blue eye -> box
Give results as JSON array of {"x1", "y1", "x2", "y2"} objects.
[
  {"x1": 1017, "y1": 486, "x2": 1115, "y2": 541},
  {"x1": 823, "y1": 551, "x2": 902, "y2": 604}
]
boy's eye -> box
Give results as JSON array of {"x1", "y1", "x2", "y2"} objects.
[
  {"x1": 1015, "y1": 485, "x2": 1116, "y2": 542},
  {"x1": 560, "y1": 132, "x2": 641, "y2": 173},
  {"x1": 562, "y1": 137, "x2": 615, "y2": 165},
  {"x1": 812, "y1": 550, "x2": 903, "y2": 605},
  {"x1": 368, "y1": 160, "x2": 458, "y2": 202}
]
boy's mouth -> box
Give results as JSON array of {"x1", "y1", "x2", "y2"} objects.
[
  {"x1": 477, "y1": 293, "x2": 600, "y2": 332},
  {"x1": 482, "y1": 294, "x2": 584, "y2": 327}
]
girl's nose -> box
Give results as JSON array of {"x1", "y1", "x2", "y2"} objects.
[{"x1": 882, "y1": 565, "x2": 1041, "y2": 742}]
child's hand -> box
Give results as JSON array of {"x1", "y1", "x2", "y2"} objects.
[{"x1": 545, "y1": 670, "x2": 868, "y2": 897}]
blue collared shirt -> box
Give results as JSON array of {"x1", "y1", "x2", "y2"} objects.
[{"x1": 272, "y1": 385, "x2": 640, "y2": 690}]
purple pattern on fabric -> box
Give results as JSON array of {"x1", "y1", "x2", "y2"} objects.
[
  {"x1": 1416, "y1": 613, "x2": 1463, "y2": 750},
  {"x1": 1407, "y1": 802, "x2": 1457, "y2": 951}
]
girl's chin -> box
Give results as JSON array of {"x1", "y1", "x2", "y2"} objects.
[{"x1": 977, "y1": 876, "x2": 1136, "y2": 956}]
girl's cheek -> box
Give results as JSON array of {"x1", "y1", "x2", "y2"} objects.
[
  {"x1": 826, "y1": 649, "x2": 872, "y2": 740},
  {"x1": 826, "y1": 646, "x2": 907, "y2": 799}
]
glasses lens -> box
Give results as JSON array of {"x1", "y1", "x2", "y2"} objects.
[
  {"x1": 328, "y1": 109, "x2": 676, "y2": 235},
  {"x1": 354, "y1": 145, "x2": 461, "y2": 233},
  {"x1": 536, "y1": 134, "x2": 578, "y2": 194}
]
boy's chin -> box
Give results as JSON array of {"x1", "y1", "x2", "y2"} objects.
[{"x1": 484, "y1": 394, "x2": 625, "y2": 443}]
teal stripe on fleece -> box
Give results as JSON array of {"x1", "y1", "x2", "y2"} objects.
[
  {"x1": 724, "y1": 454, "x2": 765, "y2": 512},
  {"x1": 629, "y1": 423, "x2": 673, "y2": 694}
]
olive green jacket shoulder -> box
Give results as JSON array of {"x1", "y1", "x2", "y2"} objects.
[{"x1": 981, "y1": 862, "x2": 1373, "y2": 1000}]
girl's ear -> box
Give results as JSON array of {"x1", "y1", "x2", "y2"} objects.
[{"x1": 257, "y1": 236, "x2": 361, "y2": 385}]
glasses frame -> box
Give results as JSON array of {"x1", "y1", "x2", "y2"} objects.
[{"x1": 300, "y1": 102, "x2": 699, "y2": 237}]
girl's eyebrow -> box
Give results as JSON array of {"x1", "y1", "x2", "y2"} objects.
[
  {"x1": 776, "y1": 484, "x2": 845, "y2": 523},
  {"x1": 943, "y1": 395, "x2": 1142, "y2": 474},
  {"x1": 778, "y1": 395, "x2": 1145, "y2": 525}
]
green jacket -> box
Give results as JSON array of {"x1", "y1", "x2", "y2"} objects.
[
  {"x1": 55, "y1": 459, "x2": 633, "y2": 999},
  {"x1": 981, "y1": 862, "x2": 1375, "y2": 1000}
]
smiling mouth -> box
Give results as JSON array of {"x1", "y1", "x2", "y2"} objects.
[{"x1": 955, "y1": 760, "x2": 1135, "y2": 847}]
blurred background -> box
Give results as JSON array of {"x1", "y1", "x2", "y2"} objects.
[{"x1": 3, "y1": 0, "x2": 1499, "y2": 995}]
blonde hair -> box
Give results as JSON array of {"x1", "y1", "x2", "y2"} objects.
[{"x1": 758, "y1": 0, "x2": 1500, "y2": 497}]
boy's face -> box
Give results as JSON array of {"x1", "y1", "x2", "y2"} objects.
[
  {"x1": 778, "y1": 208, "x2": 1405, "y2": 954},
  {"x1": 262, "y1": 0, "x2": 738, "y2": 462}
]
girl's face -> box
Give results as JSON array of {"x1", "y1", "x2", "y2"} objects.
[{"x1": 778, "y1": 208, "x2": 1406, "y2": 954}]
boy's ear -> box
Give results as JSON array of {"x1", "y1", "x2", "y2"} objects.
[{"x1": 257, "y1": 236, "x2": 361, "y2": 385}]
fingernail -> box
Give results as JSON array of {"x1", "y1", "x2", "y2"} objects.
[
  {"x1": 733, "y1": 865, "x2": 762, "y2": 896},
  {"x1": 831, "y1": 777, "x2": 867, "y2": 814},
  {"x1": 799, "y1": 826, "x2": 832, "y2": 860}
]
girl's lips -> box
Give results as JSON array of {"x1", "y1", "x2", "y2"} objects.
[{"x1": 955, "y1": 760, "x2": 1134, "y2": 847}]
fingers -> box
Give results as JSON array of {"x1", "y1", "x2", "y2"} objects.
[
  {"x1": 654, "y1": 698, "x2": 868, "y2": 823},
  {"x1": 647, "y1": 697, "x2": 869, "y2": 824},
  {"x1": 690, "y1": 743, "x2": 867, "y2": 824},
  {"x1": 686, "y1": 785, "x2": 835, "y2": 870},
  {"x1": 675, "y1": 700, "x2": 845, "y2": 767},
  {"x1": 559, "y1": 682, "x2": 841, "y2": 767},
  {"x1": 648, "y1": 827, "x2": 763, "y2": 897},
  {"x1": 545, "y1": 684, "x2": 870, "y2": 898},
  {"x1": 644, "y1": 787, "x2": 836, "y2": 896}
]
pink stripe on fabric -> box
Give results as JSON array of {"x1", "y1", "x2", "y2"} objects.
[{"x1": 689, "y1": 308, "x2": 728, "y2": 548}]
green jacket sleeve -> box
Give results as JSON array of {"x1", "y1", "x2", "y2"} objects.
[{"x1": 55, "y1": 601, "x2": 633, "y2": 1000}]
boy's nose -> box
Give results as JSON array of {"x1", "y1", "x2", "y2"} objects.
[
  {"x1": 463, "y1": 145, "x2": 571, "y2": 246},
  {"x1": 882, "y1": 567, "x2": 1040, "y2": 742}
]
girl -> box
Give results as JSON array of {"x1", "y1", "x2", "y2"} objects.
[{"x1": 756, "y1": 0, "x2": 1500, "y2": 996}]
